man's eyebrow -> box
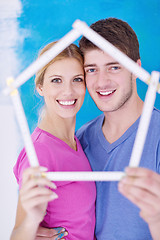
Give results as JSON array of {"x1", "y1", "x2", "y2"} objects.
[
  {"x1": 84, "y1": 64, "x2": 96, "y2": 68},
  {"x1": 84, "y1": 62, "x2": 120, "y2": 68},
  {"x1": 106, "y1": 62, "x2": 120, "y2": 66}
]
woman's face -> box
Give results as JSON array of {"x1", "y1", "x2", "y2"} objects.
[{"x1": 37, "y1": 57, "x2": 85, "y2": 119}]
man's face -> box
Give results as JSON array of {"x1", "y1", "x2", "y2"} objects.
[{"x1": 84, "y1": 49, "x2": 137, "y2": 113}]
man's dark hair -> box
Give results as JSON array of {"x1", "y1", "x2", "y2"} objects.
[{"x1": 79, "y1": 18, "x2": 140, "y2": 62}]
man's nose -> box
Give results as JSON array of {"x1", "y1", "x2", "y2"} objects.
[{"x1": 97, "y1": 70, "x2": 111, "y2": 87}]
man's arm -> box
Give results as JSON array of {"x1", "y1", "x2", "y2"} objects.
[
  {"x1": 118, "y1": 167, "x2": 160, "y2": 240},
  {"x1": 36, "y1": 226, "x2": 68, "y2": 240}
]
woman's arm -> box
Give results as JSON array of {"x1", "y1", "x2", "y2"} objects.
[{"x1": 10, "y1": 167, "x2": 58, "y2": 240}]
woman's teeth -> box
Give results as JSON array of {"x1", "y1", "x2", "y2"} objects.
[{"x1": 58, "y1": 100, "x2": 76, "y2": 106}]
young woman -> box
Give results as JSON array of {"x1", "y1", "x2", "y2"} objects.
[{"x1": 11, "y1": 42, "x2": 96, "y2": 240}]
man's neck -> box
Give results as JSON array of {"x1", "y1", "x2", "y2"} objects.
[{"x1": 102, "y1": 97, "x2": 143, "y2": 144}]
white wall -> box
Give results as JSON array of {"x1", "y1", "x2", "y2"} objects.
[
  {"x1": 0, "y1": 105, "x2": 19, "y2": 239},
  {"x1": 0, "y1": 1, "x2": 23, "y2": 238}
]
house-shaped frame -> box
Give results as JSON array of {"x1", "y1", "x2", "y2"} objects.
[{"x1": 3, "y1": 20, "x2": 160, "y2": 181}]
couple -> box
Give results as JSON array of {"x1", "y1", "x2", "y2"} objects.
[{"x1": 11, "y1": 18, "x2": 160, "y2": 240}]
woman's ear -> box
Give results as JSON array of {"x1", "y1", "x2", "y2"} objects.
[{"x1": 36, "y1": 84, "x2": 43, "y2": 96}]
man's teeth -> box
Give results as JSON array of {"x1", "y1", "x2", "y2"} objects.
[
  {"x1": 99, "y1": 90, "x2": 114, "y2": 96},
  {"x1": 58, "y1": 100, "x2": 76, "y2": 106}
]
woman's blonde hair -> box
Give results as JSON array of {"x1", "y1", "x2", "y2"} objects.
[{"x1": 35, "y1": 41, "x2": 84, "y2": 86}]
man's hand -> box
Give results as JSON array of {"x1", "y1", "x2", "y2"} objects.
[
  {"x1": 35, "y1": 226, "x2": 68, "y2": 240},
  {"x1": 118, "y1": 167, "x2": 160, "y2": 240}
]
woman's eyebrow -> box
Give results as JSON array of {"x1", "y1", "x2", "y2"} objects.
[
  {"x1": 74, "y1": 74, "x2": 84, "y2": 77},
  {"x1": 48, "y1": 75, "x2": 62, "y2": 78}
]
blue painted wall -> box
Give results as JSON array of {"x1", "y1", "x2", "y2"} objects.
[{"x1": 15, "y1": 0, "x2": 160, "y2": 131}]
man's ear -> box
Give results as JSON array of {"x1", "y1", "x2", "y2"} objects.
[
  {"x1": 133, "y1": 59, "x2": 141, "y2": 79},
  {"x1": 36, "y1": 84, "x2": 43, "y2": 96}
]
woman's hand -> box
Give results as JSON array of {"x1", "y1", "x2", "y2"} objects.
[{"x1": 20, "y1": 167, "x2": 58, "y2": 224}]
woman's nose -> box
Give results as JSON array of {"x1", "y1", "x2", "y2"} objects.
[{"x1": 63, "y1": 82, "x2": 73, "y2": 95}]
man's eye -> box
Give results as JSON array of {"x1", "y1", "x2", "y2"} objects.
[
  {"x1": 112, "y1": 66, "x2": 120, "y2": 70},
  {"x1": 51, "y1": 78, "x2": 61, "y2": 83},
  {"x1": 85, "y1": 68, "x2": 96, "y2": 73},
  {"x1": 108, "y1": 65, "x2": 122, "y2": 73},
  {"x1": 74, "y1": 77, "x2": 84, "y2": 82}
]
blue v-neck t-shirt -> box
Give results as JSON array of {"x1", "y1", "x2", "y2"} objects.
[{"x1": 76, "y1": 108, "x2": 160, "y2": 240}]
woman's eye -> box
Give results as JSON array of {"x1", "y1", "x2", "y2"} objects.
[
  {"x1": 74, "y1": 77, "x2": 84, "y2": 82},
  {"x1": 51, "y1": 78, "x2": 61, "y2": 83}
]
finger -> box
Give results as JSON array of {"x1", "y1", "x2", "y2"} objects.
[
  {"x1": 120, "y1": 173, "x2": 160, "y2": 197},
  {"x1": 21, "y1": 186, "x2": 56, "y2": 203},
  {"x1": 20, "y1": 182, "x2": 56, "y2": 204},
  {"x1": 54, "y1": 231, "x2": 68, "y2": 240},
  {"x1": 22, "y1": 166, "x2": 48, "y2": 183},
  {"x1": 31, "y1": 176, "x2": 56, "y2": 189},
  {"x1": 140, "y1": 209, "x2": 160, "y2": 223},
  {"x1": 125, "y1": 167, "x2": 160, "y2": 183},
  {"x1": 21, "y1": 175, "x2": 57, "y2": 195},
  {"x1": 22, "y1": 167, "x2": 57, "y2": 189},
  {"x1": 36, "y1": 227, "x2": 66, "y2": 237},
  {"x1": 22, "y1": 192, "x2": 58, "y2": 209},
  {"x1": 35, "y1": 237, "x2": 66, "y2": 240},
  {"x1": 118, "y1": 182, "x2": 160, "y2": 214}
]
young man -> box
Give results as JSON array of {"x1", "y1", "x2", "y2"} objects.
[
  {"x1": 36, "y1": 18, "x2": 160, "y2": 240},
  {"x1": 76, "y1": 18, "x2": 160, "y2": 240}
]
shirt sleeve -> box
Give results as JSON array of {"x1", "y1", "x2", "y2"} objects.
[{"x1": 13, "y1": 141, "x2": 55, "y2": 189}]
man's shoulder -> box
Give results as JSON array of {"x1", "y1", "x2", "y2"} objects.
[
  {"x1": 153, "y1": 107, "x2": 160, "y2": 116},
  {"x1": 76, "y1": 114, "x2": 104, "y2": 139},
  {"x1": 151, "y1": 107, "x2": 160, "y2": 125}
]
